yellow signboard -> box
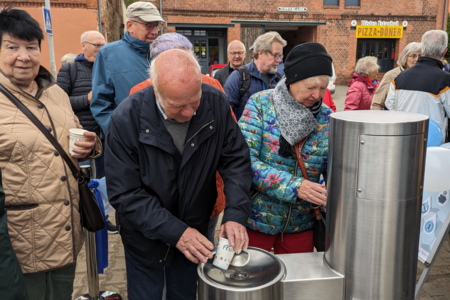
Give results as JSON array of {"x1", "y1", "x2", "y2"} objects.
[{"x1": 356, "y1": 25, "x2": 403, "y2": 39}]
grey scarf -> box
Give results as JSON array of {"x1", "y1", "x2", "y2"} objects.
[{"x1": 273, "y1": 77, "x2": 319, "y2": 146}]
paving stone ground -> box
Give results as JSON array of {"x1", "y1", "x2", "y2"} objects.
[{"x1": 73, "y1": 87, "x2": 450, "y2": 299}]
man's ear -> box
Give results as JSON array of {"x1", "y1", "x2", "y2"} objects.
[
  {"x1": 126, "y1": 20, "x2": 134, "y2": 33},
  {"x1": 441, "y1": 48, "x2": 448, "y2": 61}
]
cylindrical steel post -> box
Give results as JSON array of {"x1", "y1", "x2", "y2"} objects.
[
  {"x1": 325, "y1": 111, "x2": 428, "y2": 300},
  {"x1": 85, "y1": 232, "x2": 100, "y2": 300}
]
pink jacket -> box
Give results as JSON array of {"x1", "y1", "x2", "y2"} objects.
[{"x1": 344, "y1": 73, "x2": 377, "y2": 110}]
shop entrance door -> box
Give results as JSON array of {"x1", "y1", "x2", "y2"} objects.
[
  {"x1": 356, "y1": 39, "x2": 396, "y2": 73},
  {"x1": 193, "y1": 37, "x2": 208, "y2": 74}
]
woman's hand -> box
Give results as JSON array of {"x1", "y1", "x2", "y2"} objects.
[
  {"x1": 67, "y1": 131, "x2": 97, "y2": 158},
  {"x1": 298, "y1": 180, "x2": 327, "y2": 207}
]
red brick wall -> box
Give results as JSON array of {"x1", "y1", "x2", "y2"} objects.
[{"x1": 160, "y1": 0, "x2": 447, "y2": 84}]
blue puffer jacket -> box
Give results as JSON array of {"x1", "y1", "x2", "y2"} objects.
[
  {"x1": 238, "y1": 89, "x2": 332, "y2": 235},
  {"x1": 224, "y1": 60, "x2": 284, "y2": 120},
  {"x1": 91, "y1": 31, "x2": 150, "y2": 132}
]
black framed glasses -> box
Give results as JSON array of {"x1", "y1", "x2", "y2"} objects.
[
  {"x1": 84, "y1": 41, "x2": 104, "y2": 48},
  {"x1": 229, "y1": 51, "x2": 245, "y2": 56},
  {"x1": 267, "y1": 51, "x2": 283, "y2": 61},
  {"x1": 132, "y1": 20, "x2": 161, "y2": 31}
]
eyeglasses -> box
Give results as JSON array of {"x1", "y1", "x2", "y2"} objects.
[
  {"x1": 84, "y1": 41, "x2": 104, "y2": 48},
  {"x1": 229, "y1": 51, "x2": 245, "y2": 56},
  {"x1": 408, "y1": 54, "x2": 421, "y2": 59},
  {"x1": 267, "y1": 51, "x2": 283, "y2": 61},
  {"x1": 132, "y1": 20, "x2": 161, "y2": 31}
]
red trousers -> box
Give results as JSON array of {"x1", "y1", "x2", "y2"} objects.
[{"x1": 246, "y1": 228, "x2": 314, "y2": 254}]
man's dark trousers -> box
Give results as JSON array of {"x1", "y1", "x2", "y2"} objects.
[{"x1": 125, "y1": 249, "x2": 198, "y2": 300}]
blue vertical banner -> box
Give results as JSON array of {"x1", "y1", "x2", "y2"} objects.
[{"x1": 42, "y1": 7, "x2": 53, "y2": 35}]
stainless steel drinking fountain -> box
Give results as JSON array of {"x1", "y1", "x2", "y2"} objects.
[{"x1": 198, "y1": 111, "x2": 428, "y2": 300}]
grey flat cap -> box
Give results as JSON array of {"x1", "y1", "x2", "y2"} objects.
[{"x1": 126, "y1": 2, "x2": 164, "y2": 23}]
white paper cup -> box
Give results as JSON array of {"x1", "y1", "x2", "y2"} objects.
[
  {"x1": 69, "y1": 128, "x2": 89, "y2": 156},
  {"x1": 212, "y1": 237, "x2": 235, "y2": 270}
]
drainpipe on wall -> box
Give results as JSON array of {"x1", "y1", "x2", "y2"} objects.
[
  {"x1": 444, "y1": 0, "x2": 449, "y2": 31},
  {"x1": 160, "y1": 0, "x2": 163, "y2": 34},
  {"x1": 98, "y1": 0, "x2": 103, "y2": 35}
]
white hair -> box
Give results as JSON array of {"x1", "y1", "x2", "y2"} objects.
[
  {"x1": 355, "y1": 56, "x2": 380, "y2": 77},
  {"x1": 227, "y1": 40, "x2": 246, "y2": 53},
  {"x1": 149, "y1": 50, "x2": 201, "y2": 107},
  {"x1": 80, "y1": 30, "x2": 103, "y2": 43},
  {"x1": 421, "y1": 30, "x2": 448, "y2": 59},
  {"x1": 397, "y1": 42, "x2": 421, "y2": 68},
  {"x1": 306, "y1": 75, "x2": 330, "y2": 85}
]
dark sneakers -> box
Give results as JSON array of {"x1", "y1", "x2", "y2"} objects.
[{"x1": 105, "y1": 216, "x2": 118, "y2": 234}]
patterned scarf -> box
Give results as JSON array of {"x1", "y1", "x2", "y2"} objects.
[{"x1": 273, "y1": 77, "x2": 322, "y2": 147}]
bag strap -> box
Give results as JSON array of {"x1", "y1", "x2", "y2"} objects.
[
  {"x1": 294, "y1": 138, "x2": 322, "y2": 220},
  {"x1": 0, "y1": 83, "x2": 81, "y2": 179},
  {"x1": 238, "y1": 65, "x2": 251, "y2": 98}
]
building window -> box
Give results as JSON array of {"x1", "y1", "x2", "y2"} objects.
[
  {"x1": 324, "y1": 0, "x2": 339, "y2": 5},
  {"x1": 345, "y1": 0, "x2": 360, "y2": 5},
  {"x1": 176, "y1": 30, "x2": 192, "y2": 36},
  {"x1": 194, "y1": 30, "x2": 207, "y2": 36},
  {"x1": 208, "y1": 30, "x2": 224, "y2": 37}
]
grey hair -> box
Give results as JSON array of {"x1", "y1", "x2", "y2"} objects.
[
  {"x1": 149, "y1": 49, "x2": 201, "y2": 105},
  {"x1": 421, "y1": 30, "x2": 448, "y2": 59},
  {"x1": 150, "y1": 33, "x2": 193, "y2": 58},
  {"x1": 306, "y1": 75, "x2": 330, "y2": 85},
  {"x1": 397, "y1": 42, "x2": 421, "y2": 68},
  {"x1": 355, "y1": 56, "x2": 380, "y2": 77},
  {"x1": 80, "y1": 30, "x2": 103, "y2": 43},
  {"x1": 227, "y1": 40, "x2": 246, "y2": 53},
  {"x1": 252, "y1": 32, "x2": 287, "y2": 59},
  {"x1": 61, "y1": 53, "x2": 77, "y2": 66}
]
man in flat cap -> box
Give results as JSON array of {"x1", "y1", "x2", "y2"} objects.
[{"x1": 91, "y1": 1, "x2": 164, "y2": 133}]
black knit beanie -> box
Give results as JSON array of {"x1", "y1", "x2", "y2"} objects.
[{"x1": 284, "y1": 43, "x2": 333, "y2": 86}]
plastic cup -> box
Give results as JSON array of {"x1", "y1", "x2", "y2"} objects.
[
  {"x1": 212, "y1": 237, "x2": 235, "y2": 270},
  {"x1": 69, "y1": 128, "x2": 88, "y2": 156}
]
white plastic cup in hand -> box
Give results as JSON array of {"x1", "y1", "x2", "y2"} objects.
[
  {"x1": 213, "y1": 238, "x2": 235, "y2": 270},
  {"x1": 69, "y1": 128, "x2": 89, "y2": 156}
]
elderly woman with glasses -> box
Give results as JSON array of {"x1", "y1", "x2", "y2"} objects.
[
  {"x1": 238, "y1": 43, "x2": 333, "y2": 254},
  {"x1": 371, "y1": 42, "x2": 421, "y2": 110},
  {"x1": 344, "y1": 56, "x2": 380, "y2": 110}
]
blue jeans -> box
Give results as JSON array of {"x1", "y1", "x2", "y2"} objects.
[{"x1": 124, "y1": 248, "x2": 198, "y2": 300}]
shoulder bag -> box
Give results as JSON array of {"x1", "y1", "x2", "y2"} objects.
[
  {"x1": 0, "y1": 83, "x2": 105, "y2": 232},
  {"x1": 294, "y1": 139, "x2": 326, "y2": 251}
]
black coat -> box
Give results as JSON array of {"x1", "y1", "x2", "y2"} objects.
[
  {"x1": 57, "y1": 56, "x2": 103, "y2": 138},
  {"x1": 105, "y1": 83, "x2": 252, "y2": 268},
  {"x1": 213, "y1": 63, "x2": 234, "y2": 87}
]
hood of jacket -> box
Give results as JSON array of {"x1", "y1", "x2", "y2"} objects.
[
  {"x1": 348, "y1": 72, "x2": 376, "y2": 91},
  {"x1": 0, "y1": 67, "x2": 85, "y2": 274}
]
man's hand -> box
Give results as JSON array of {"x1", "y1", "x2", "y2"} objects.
[
  {"x1": 87, "y1": 91, "x2": 92, "y2": 104},
  {"x1": 176, "y1": 227, "x2": 214, "y2": 264},
  {"x1": 67, "y1": 131, "x2": 96, "y2": 158},
  {"x1": 219, "y1": 221, "x2": 249, "y2": 252}
]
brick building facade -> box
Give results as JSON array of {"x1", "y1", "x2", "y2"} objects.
[
  {"x1": 155, "y1": 0, "x2": 448, "y2": 84},
  {"x1": 1, "y1": 0, "x2": 125, "y2": 72}
]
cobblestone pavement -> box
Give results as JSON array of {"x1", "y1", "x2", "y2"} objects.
[{"x1": 73, "y1": 88, "x2": 450, "y2": 299}]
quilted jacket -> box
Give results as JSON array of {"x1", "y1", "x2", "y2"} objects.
[
  {"x1": 238, "y1": 89, "x2": 332, "y2": 235},
  {"x1": 0, "y1": 67, "x2": 85, "y2": 274}
]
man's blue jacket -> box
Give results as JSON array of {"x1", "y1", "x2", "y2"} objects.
[
  {"x1": 91, "y1": 31, "x2": 150, "y2": 132},
  {"x1": 223, "y1": 60, "x2": 284, "y2": 120}
]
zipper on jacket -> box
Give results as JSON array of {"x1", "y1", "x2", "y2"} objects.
[
  {"x1": 280, "y1": 134, "x2": 310, "y2": 242},
  {"x1": 164, "y1": 244, "x2": 170, "y2": 261},
  {"x1": 182, "y1": 120, "x2": 214, "y2": 152}
]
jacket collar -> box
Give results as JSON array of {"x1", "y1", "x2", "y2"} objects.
[
  {"x1": 417, "y1": 56, "x2": 444, "y2": 69},
  {"x1": 0, "y1": 66, "x2": 55, "y2": 99},
  {"x1": 123, "y1": 31, "x2": 151, "y2": 55},
  {"x1": 247, "y1": 59, "x2": 279, "y2": 81},
  {"x1": 139, "y1": 84, "x2": 215, "y2": 163}
]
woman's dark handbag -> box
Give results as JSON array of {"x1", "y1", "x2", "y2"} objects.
[
  {"x1": 294, "y1": 139, "x2": 326, "y2": 251},
  {"x1": 0, "y1": 84, "x2": 105, "y2": 232}
]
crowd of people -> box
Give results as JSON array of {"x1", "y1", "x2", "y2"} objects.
[{"x1": 0, "y1": 1, "x2": 450, "y2": 300}]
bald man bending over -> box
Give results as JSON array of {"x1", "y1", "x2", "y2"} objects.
[{"x1": 105, "y1": 49, "x2": 252, "y2": 299}]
